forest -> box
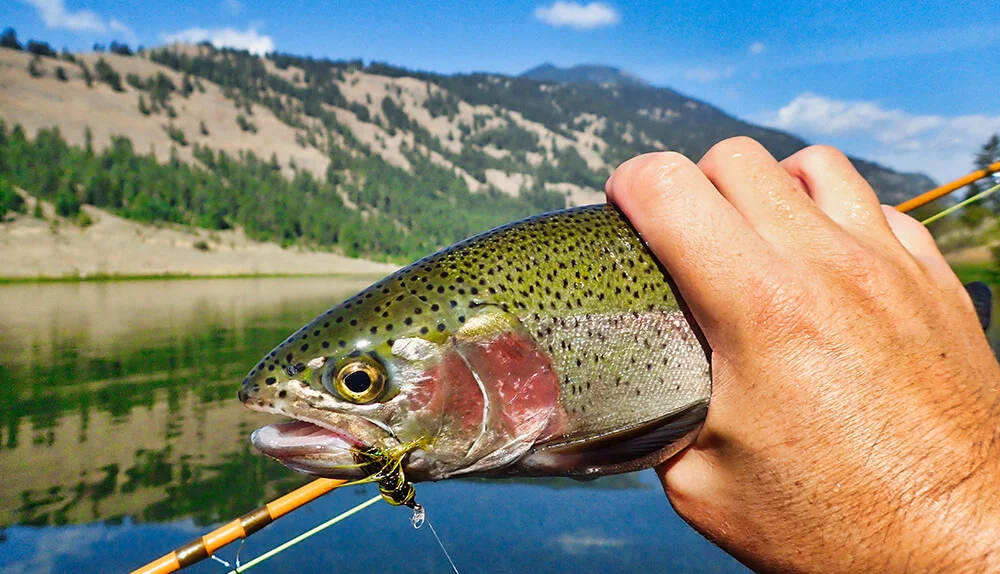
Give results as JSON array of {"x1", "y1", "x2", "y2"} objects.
[{"x1": 0, "y1": 121, "x2": 564, "y2": 261}]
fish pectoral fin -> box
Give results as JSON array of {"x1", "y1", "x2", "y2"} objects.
[{"x1": 519, "y1": 400, "x2": 709, "y2": 477}]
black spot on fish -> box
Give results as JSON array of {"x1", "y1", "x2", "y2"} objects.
[{"x1": 265, "y1": 377, "x2": 277, "y2": 385}]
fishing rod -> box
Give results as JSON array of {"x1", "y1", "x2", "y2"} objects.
[
  {"x1": 131, "y1": 161, "x2": 1000, "y2": 574},
  {"x1": 896, "y1": 161, "x2": 1000, "y2": 213},
  {"x1": 132, "y1": 478, "x2": 347, "y2": 574}
]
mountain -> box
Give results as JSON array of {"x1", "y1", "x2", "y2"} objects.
[
  {"x1": 0, "y1": 37, "x2": 936, "y2": 267},
  {"x1": 520, "y1": 63, "x2": 649, "y2": 87}
]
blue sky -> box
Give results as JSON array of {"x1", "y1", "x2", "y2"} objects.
[{"x1": 4, "y1": 0, "x2": 1000, "y2": 183}]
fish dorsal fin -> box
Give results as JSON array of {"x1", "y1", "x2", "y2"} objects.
[{"x1": 514, "y1": 399, "x2": 708, "y2": 477}]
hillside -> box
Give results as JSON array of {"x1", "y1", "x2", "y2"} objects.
[
  {"x1": 0, "y1": 191, "x2": 397, "y2": 279},
  {"x1": 0, "y1": 38, "x2": 937, "y2": 270}
]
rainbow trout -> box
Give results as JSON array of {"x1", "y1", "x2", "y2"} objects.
[{"x1": 239, "y1": 204, "x2": 710, "y2": 489}]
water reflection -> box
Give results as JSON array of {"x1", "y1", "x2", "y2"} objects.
[
  {"x1": 0, "y1": 278, "x2": 376, "y2": 529},
  {"x1": 0, "y1": 278, "x2": 748, "y2": 573}
]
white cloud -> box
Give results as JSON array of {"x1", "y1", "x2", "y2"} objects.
[
  {"x1": 22, "y1": 0, "x2": 107, "y2": 33},
  {"x1": 109, "y1": 19, "x2": 136, "y2": 44},
  {"x1": 760, "y1": 93, "x2": 1000, "y2": 181},
  {"x1": 162, "y1": 26, "x2": 275, "y2": 55},
  {"x1": 223, "y1": 0, "x2": 242, "y2": 15},
  {"x1": 684, "y1": 65, "x2": 734, "y2": 83},
  {"x1": 534, "y1": 1, "x2": 620, "y2": 30},
  {"x1": 21, "y1": 0, "x2": 136, "y2": 43},
  {"x1": 749, "y1": 41, "x2": 766, "y2": 55}
]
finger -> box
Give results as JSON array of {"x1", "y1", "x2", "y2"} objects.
[
  {"x1": 881, "y1": 206, "x2": 950, "y2": 272},
  {"x1": 698, "y1": 137, "x2": 831, "y2": 242},
  {"x1": 881, "y1": 206, "x2": 965, "y2": 292},
  {"x1": 607, "y1": 152, "x2": 769, "y2": 330},
  {"x1": 781, "y1": 146, "x2": 892, "y2": 237}
]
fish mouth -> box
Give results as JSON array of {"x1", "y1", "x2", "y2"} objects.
[{"x1": 251, "y1": 420, "x2": 369, "y2": 479}]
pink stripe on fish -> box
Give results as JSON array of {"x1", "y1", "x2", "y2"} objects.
[{"x1": 454, "y1": 329, "x2": 565, "y2": 446}]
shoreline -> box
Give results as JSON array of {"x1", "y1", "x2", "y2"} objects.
[
  {"x1": 5, "y1": 261, "x2": 992, "y2": 285},
  {"x1": 0, "y1": 202, "x2": 400, "y2": 281},
  {"x1": 0, "y1": 270, "x2": 393, "y2": 285}
]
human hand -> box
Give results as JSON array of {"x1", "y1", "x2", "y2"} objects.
[{"x1": 606, "y1": 138, "x2": 1000, "y2": 573}]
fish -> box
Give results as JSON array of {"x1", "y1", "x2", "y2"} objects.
[
  {"x1": 239, "y1": 203, "x2": 994, "y2": 488},
  {"x1": 239, "y1": 203, "x2": 712, "y2": 484}
]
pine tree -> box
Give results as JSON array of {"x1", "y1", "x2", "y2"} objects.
[
  {"x1": 975, "y1": 134, "x2": 1000, "y2": 173},
  {"x1": 0, "y1": 28, "x2": 22, "y2": 51},
  {"x1": 94, "y1": 57, "x2": 124, "y2": 92},
  {"x1": 960, "y1": 134, "x2": 1000, "y2": 227},
  {"x1": 84, "y1": 127, "x2": 94, "y2": 157},
  {"x1": 79, "y1": 61, "x2": 93, "y2": 87},
  {"x1": 967, "y1": 134, "x2": 1000, "y2": 206},
  {"x1": 28, "y1": 56, "x2": 43, "y2": 78},
  {"x1": 0, "y1": 179, "x2": 24, "y2": 215}
]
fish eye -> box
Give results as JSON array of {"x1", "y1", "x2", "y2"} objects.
[{"x1": 326, "y1": 359, "x2": 386, "y2": 404}]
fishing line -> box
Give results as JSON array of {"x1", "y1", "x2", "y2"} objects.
[
  {"x1": 426, "y1": 519, "x2": 461, "y2": 574},
  {"x1": 921, "y1": 181, "x2": 1000, "y2": 226},
  {"x1": 223, "y1": 494, "x2": 382, "y2": 574}
]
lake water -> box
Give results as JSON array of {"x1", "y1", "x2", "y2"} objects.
[{"x1": 0, "y1": 278, "x2": 749, "y2": 573}]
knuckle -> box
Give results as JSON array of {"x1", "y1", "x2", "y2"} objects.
[
  {"x1": 703, "y1": 136, "x2": 766, "y2": 164},
  {"x1": 795, "y1": 144, "x2": 848, "y2": 168},
  {"x1": 616, "y1": 151, "x2": 696, "y2": 201}
]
